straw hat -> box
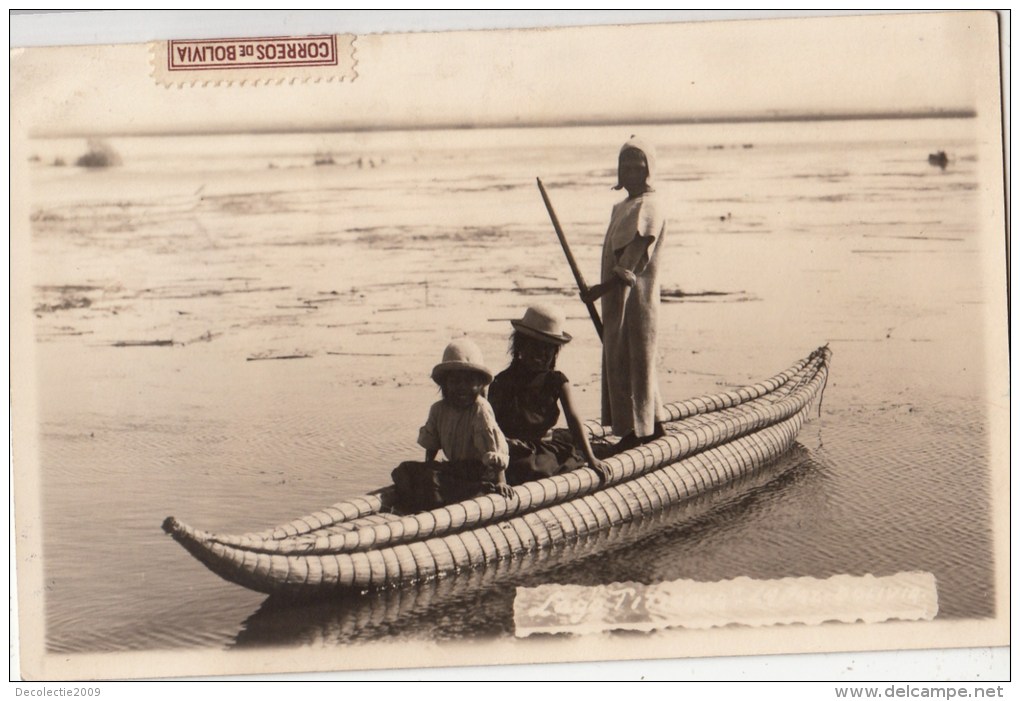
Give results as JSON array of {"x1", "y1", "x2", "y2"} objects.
[
  {"x1": 431, "y1": 338, "x2": 493, "y2": 384},
  {"x1": 511, "y1": 305, "x2": 573, "y2": 345}
]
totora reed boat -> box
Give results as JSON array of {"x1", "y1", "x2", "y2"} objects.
[{"x1": 163, "y1": 346, "x2": 831, "y2": 597}]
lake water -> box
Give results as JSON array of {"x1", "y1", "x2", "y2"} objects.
[{"x1": 20, "y1": 118, "x2": 1003, "y2": 657}]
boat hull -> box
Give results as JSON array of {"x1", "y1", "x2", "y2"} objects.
[{"x1": 164, "y1": 346, "x2": 830, "y2": 596}]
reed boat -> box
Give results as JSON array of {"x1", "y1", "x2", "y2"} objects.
[
  {"x1": 231, "y1": 445, "x2": 813, "y2": 646},
  {"x1": 163, "y1": 346, "x2": 831, "y2": 597}
]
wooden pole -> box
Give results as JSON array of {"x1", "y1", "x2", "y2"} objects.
[{"x1": 536, "y1": 178, "x2": 604, "y2": 340}]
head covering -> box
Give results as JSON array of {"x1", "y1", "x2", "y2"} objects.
[
  {"x1": 431, "y1": 338, "x2": 493, "y2": 384},
  {"x1": 613, "y1": 135, "x2": 657, "y2": 191},
  {"x1": 511, "y1": 304, "x2": 573, "y2": 345}
]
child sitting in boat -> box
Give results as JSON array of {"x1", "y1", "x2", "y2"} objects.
[
  {"x1": 391, "y1": 338, "x2": 513, "y2": 513},
  {"x1": 489, "y1": 305, "x2": 610, "y2": 485}
]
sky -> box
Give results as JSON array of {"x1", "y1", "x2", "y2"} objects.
[{"x1": 9, "y1": 11, "x2": 1005, "y2": 137}]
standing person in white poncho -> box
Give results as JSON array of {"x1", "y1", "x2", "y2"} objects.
[{"x1": 582, "y1": 137, "x2": 666, "y2": 453}]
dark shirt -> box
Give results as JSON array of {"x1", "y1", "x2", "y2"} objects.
[{"x1": 488, "y1": 366, "x2": 568, "y2": 442}]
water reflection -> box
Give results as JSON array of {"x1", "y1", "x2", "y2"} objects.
[{"x1": 233, "y1": 445, "x2": 821, "y2": 648}]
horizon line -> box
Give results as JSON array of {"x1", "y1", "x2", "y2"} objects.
[{"x1": 37, "y1": 108, "x2": 978, "y2": 139}]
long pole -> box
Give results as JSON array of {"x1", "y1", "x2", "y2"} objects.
[{"x1": 536, "y1": 178, "x2": 604, "y2": 340}]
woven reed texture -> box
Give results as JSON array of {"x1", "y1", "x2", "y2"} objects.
[
  {"x1": 164, "y1": 347, "x2": 829, "y2": 595},
  {"x1": 245, "y1": 353, "x2": 816, "y2": 540},
  {"x1": 168, "y1": 409, "x2": 809, "y2": 595},
  {"x1": 206, "y1": 350, "x2": 827, "y2": 556}
]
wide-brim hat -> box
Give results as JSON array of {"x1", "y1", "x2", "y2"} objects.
[
  {"x1": 431, "y1": 338, "x2": 493, "y2": 384},
  {"x1": 511, "y1": 304, "x2": 572, "y2": 345}
]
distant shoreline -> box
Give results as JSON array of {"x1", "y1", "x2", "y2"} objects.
[{"x1": 41, "y1": 109, "x2": 977, "y2": 139}]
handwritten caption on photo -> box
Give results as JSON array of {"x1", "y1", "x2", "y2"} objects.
[{"x1": 514, "y1": 571, "x2": 938, "y2": 636}]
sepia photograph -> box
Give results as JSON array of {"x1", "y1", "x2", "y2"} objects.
[{"x1": 9, "y1": 10, "x2": 1009, "y2": 683}]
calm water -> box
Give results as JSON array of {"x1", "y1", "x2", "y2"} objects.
[{"x1": 22, "y1": 118, "x2": 1000, "y2": 654}]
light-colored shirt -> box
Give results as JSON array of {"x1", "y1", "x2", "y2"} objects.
[{"x1": 418, "y1": 397, "x2": 509, "y2": 470}]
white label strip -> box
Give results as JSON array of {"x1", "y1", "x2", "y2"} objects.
[{"x1": 514, "y1": 572, "x2": 938, "y2": 637}]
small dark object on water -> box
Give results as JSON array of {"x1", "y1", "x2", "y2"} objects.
[
  {"x1": 928, "y1": 151, "x2": 949, "y2": 170},
  {"x1": 661, "y1": 288, "x2": 737, "y2": 300},
  {"x1": 112, "y1": 339, "x2": 174, "y2": 347},
  {"x1": 76, "y1": 139, "x2": 122, "y2": 169},
  {"x1": 326, "y1": 351, "x2": 398, "y2": 357}
]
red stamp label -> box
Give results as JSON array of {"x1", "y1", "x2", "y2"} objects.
[{"x1": 167, "y1": 35, "x2": 339, "y2": 71}]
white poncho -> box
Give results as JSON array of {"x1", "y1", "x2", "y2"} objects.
[{"x1": 599, "y1": 189, "x2": 666, "y2": 437}]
